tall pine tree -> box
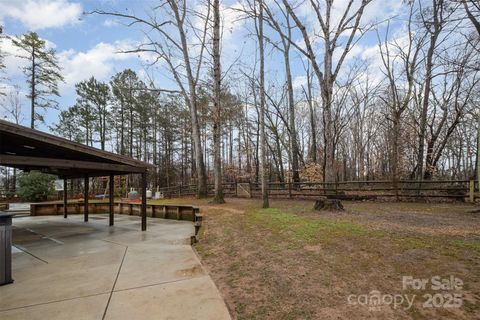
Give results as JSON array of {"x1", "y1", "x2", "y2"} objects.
[
  {"x1": 76, "y1": 77, "x2": 110, "y2": 150},
  {"x1": 13, "y1": 32, "x2": 64, "y2": 128},
  {"x1": 0, "y1": 25, "x2": 7, "y2": 96}
]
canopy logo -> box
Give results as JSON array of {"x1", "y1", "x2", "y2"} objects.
[
  {"x1": 347, "y1": 290, "x2": 415, "y2": 311},
  {"x1": 347, "y1": 275, "x2": 463, "y2": 311}
]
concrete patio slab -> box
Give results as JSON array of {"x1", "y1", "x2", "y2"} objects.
[
  {"x1": 0, "y1": 294, "x2": 109, "y2": 320},
  {"x1": 106, "y1": 276, "x2": 232, "y2": 320},
  {"x1": 114, "y1": 243, "x2": 205, "y2": 291},
  {"x1": 0, "y1": 214, "x2": 231, "y2": 320}
]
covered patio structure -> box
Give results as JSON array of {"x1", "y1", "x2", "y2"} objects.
[{"x1": 0, "y1": 119, "x2": 154, "y2": 231}]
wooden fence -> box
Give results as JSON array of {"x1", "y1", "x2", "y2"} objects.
[{"x1": 158, "y1": 179, "x2": 477, "y2": 201}]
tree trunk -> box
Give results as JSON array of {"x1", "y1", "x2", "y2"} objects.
[
  {"x1": 212, "y1": 0, "x2": 224, "y2": 203},
  {"x1": 170, "y1": 1, "x2": 208, "y2": 198},
  {"x1": 30, "y1": 47, "x2": 36, "y2": 129},
  {"x1": 423, "y1": 138, "x2": 436, "y2": 180},
  {"x1": 120, "y1": 100, "x2": 125, "y2": 155},
  {"x1": 307, "y1": 78, "x2": 317, "y2": 164},
  {"x1": 258, "y1": 0, "x2": 269, "y2": 208},
  {"x1": 476, "y1": 115, "x2": 480, "y2": 184},
  {"x1": 392, "y1": 112, "x2": 400, "y2": 200},
  {"x1": 280, "y1": 21, "x2": 300, "y2": 184},
  {"x1": 417, "y1": 0, "x2": 442, "y2": 179},
  {"x1": 323, "y1": 44, "x2": 335, "y2": 184}
]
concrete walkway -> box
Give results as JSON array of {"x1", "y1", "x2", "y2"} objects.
[{"x1": 0, "y1": 214, "x2": 231, "y2": 320}]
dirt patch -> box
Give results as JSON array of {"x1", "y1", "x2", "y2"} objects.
[
  {"x1": 175, "y1": 264, "x2": 205, "y2": 278},
  {"x1": 181, "y1": 197, "x2": 479, "y2": 319}
]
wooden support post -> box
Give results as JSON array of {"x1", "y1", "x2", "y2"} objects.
[
  {"x1": 109, "y1": 174, "x2": 114, "y2": 226},
  {"x1": 70, "y1": 178, "x2": 74, "y2": 199},
  {"x1": 63, "y1": 178, "x2": 68, "y2": 218},
  {"x1": 288, "y1": 182, "x2": 292, "y2": 198},
  {"x1": 84, "y1": 174, "x2": 89, "y2": 222},
  {"x1": 141, "y1": 172, "x2": 147, "y2": 231},
  {"x1": 469, "y1": 179, "x2": 475, "y2": 203},
  {"x1": 477, "y1": 115, "x2": 480, "y2": 188}
]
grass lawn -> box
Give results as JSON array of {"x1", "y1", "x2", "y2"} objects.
[{"x1": 164, "y1": 197, "x2": 479, "y2": 319}]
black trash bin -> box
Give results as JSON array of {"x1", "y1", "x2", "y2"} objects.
[{"x1": 0, "y1": 212, "x2": 15, "y2": 286}]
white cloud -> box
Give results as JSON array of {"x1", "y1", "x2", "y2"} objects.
[
  {"x1": 0, "y1": 0, "x2": 82, "y2": 30},
  {"x1": 362, "y1": 0, "x2": 403, "y2": 25},
  {"x1": 292, "y1": 75, "x2": 308, "y2": 90},
  {"x1": 59, "y1": 41, "x2": 134, "y2": 87},
  {"x1": 58, "y1": 39, "x2": 158, "y2": 88},
  {"x1": 1, "y1": 36, "x2": 28, "y2": 78},
  {"x1": 191, "y1": 1, "x2": 245, "y2": 50},
  {"x1": 1, "y1": 34, "x2": 60, "y2": 80},
  {"x1": 222, "y1": 2, "x2": 245, "y2": 41},
  {"x1": 2, "y1": 32, "x2": 158, "y2": 93},
  {"x1": 103, "y1": 19, "x2": 119, "y2": 27}
]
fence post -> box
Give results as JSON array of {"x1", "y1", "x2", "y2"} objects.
[
  {"x1": 288, "y1": 182, "x2": 292, "y2": 198},
  {"x1": 469, "y1": 179, "x2": 475, "y2": 203}
]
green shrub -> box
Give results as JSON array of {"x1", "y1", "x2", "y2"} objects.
[{"x1": 17, "y1": 171, "x2": 55, "y2": 202}]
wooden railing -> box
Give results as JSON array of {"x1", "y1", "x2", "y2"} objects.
[
  {"x1": 158, "y1": 179, "x2": 477, "y2": 201},
  {"x1": 30, "y1": 201, "x2": 201, "y2": 222},
  {"x1": 158, "y1": 182, "x2": 237, "y2": 197}
]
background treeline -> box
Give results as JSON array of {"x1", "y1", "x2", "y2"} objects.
[
  {"x1": 1, "y1": 0, "x2": 480, "y2": 202},
  {"x1": 52, "y1": 70, "x2": 245, "y2": 190}
]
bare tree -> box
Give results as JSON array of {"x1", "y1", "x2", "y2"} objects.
[
  {"x1": 2, "y1": 86, "x2": 23, "y2": 124},
  {"x1": 212, "y1": 0, "x2": 225, "y2": 203},
  {"x1": 423, "y1": 44, "x2": 479, "y2": 179},
  {"x1": 462, "y1": 0, "x2": 480, "y2": 35},
  {"x1": 263, "y1": 2, "x2": 301, "y2": 184},
  {"x1": 416, "y1": 0, "x2": 449, "y2": 179},
  {"x1": 1, "y1": 86, "x2": 23, "y2": 193},
  {"x1": 377, "y1": 7, "x2": 425, "y2": 197},
  {"x1": 93, "y1": 1, "x2": 210, "y2": 198},
  {"x1": 282, "y1": 0, "x2": 373, "y2": 184},
  {"x1": 300, "y1": 61, "x2": 319, "y2": 164},
  {"x1": 255, "y1": 0, "x2": 269, "y2": 208}
]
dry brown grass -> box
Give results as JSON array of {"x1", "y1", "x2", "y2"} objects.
[{"x1": 169, "y1": 197, "x2": 479, "y2": 319}]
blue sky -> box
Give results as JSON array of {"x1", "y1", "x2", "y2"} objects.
[
  {"x1": 0, "y1": 0, "x2": 162, "y2": 129},
  {"x1": 0, "y1": 0, "x2": 404, "y2": 130}
]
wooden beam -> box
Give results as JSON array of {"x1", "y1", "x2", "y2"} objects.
[
  {"x1": 0, "y1": 155, "x2": 147, "y2": 173},
  {"x1": 0, "y1": 119, "x2": 154, "y2": 168},
  {"x1": 84, "y1": 174, "x2": 89, "y2": 222},
  {"x1": 109, "y1": 174, "x2": 114, "y2": 226},
  {"x1": 56, "y1": 171, "x2": 130, "y2": 179},
  {"x1": 141, "y1": 172, "x2": 147, "y2": 231},
  {"x1": 63, "y1": 178, "x2": 68, "y2": 218}
]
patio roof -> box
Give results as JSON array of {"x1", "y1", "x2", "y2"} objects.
[
  {"x1": 0, "y1": 119, "x2": 154, "y2": 179},
  {"x1": 0, "y1": 119, "x2": 153, "y2": 231}
]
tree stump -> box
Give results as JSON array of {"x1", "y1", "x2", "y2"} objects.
[{"x1": 313, "y1": 199, "x2": 344, "y2": 211}]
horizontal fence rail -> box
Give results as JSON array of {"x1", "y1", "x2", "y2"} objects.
[{"x1": 158, "y1": 180, "x2": 477, "y2": 201}]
